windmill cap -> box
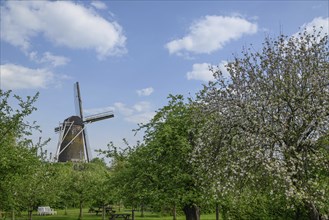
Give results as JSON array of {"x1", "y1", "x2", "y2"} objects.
[{"x1": 64, "y1": 116, "x2": 84, "y2": 126}]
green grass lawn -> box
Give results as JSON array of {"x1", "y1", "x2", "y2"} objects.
[{"x1": 5, "y1": 208, "x2": 216, "y2": 220}]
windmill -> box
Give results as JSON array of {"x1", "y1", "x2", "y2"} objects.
[{"x1": 55, "y1": 82, "x2": 114, "y2": 162}]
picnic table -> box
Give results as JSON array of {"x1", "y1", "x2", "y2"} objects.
[
  {"x1": 88, "y1": 207, "x2": 102, "y2": 215},
  {"x1": 109, "y1": 213, "x2": 131, "y2": 220},
  {"x1": 89, "y1": 206, "x2": 114, "y2": 215},
  {"x1": 106, "y1": 207, "x2": 115, "y2": 214}
]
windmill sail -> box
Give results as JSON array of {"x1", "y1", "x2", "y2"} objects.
[
  {"x1": 83, "y1": 128, "x2": 92, "y2": 161},
  {"x1": 74, "y1": 82, "x2": 91, "y2": 162},
  {"x1": 74, "y1": 82, "x2": 84, "y2": 119},
  {"x1": 84, "y1": 111, "x2": 114, "y2": 123}
]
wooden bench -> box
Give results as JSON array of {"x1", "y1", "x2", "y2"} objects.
[{"x1": 109, "y1": 213, "x2": 131, "y2": 220}]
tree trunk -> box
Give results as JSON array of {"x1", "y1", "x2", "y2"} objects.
[
  {"x1": 28, "y1": 209, "x2": 33, "y2": 220},
  {"x1": 183, "y1": 204, "x2": 200, "y2": 220},
  {"x1": 141, "y1": 202, "x2": 144, "y2": 217},
  {"x1": 308, "y1": 202, "x2": 320, "y2": 220},
  {"x1": 132, "y1": 208, "x2": 135, "y2": 220},
  {"x1": 216, "y1": 203, "x2": 219, "y2": 220},
  {"x1": 222, "y1": 205, "x2": 228, "y2": 220},
  {"x1": 78, "y1": 200, "x2": 83, "y2": 220},
  {"x1": 295, "y1": 207, "x2": 301, "y2": 220},
  {"x1": 64, "y1": 206, "x2": 68, "y2": 215},
  {"x1": 173, "y1": 204, "x2": 177, "y2": 220},
  {"x1": 11, "y1": 208, "x2": 15, "y2": 220},
  {"x1": 102, "y1": 203, "x2": 105, "y2": 220}
]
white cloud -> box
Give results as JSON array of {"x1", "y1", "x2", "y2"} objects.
[
  {"x1": 299, "y1": 17, "x2": 329, "y2": 37},
  {"x1": 187, "y1": 63, "x2": 213, "y2": 82},
  {"x1": 187, "y1": 61, "x2": 229, "y2": 82},
  {"x1": 91, "y1": 1, "x2": 107, "y2": 10},
  {"x1": 166, "y1": 15, "x2": 258, "y2": 55},
  {"x1": 217, "y1": 61, "x2": 230, "y2": 79},
  {"x1": 125, "y1": 101, "x2": 155, "y2": 124},
  {"x1": 0, "y1": 63, "x2": 54, "y2": 89},
  {"x1": 125, "y1": 112, "x2": 155, "y2": 124},
  {"x1": 85, "y1": 101, "x2": 155, "y2": 124},
  {"x1": 116, "y1": 101, "x2": 154, "y2": 124},
  {"x1": 29, "y1": 51, "x2": 70, "y2": 67},
  {"x1": 40, "y1": 52, "x2": 70, "y2": 67},
  {"x1": 133, "y1": 101, "x2": 151, "y2": 112},
  {"x1": 136, "y1": 87, "x2": 154, "y2": 96},
  {"x1": 114, "y1": 102, "x2": 135, "y2": 116},
  {"x1": 0, "y1": 1, "x2": 126, "y2": 58}
]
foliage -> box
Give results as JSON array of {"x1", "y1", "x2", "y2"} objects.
[
  {"x1": 61, "y1": 161, "x2": 108, "y2": 220},
  {"x1": 104, "y1": 95, "x2": 205, "y2": 220},
  {"x1": 137, "y1": 95, "x2": 204, "y2": 216},
  {"x1": 97, "y1": 141, "x2": 133, "y2": 209},
  {"x1": 88, "y1": 158, "x2": 112, "y2": 220},
  {"x1": 0, "y1": 90, "x2": 43, "y2": 217},
  {"x1": 0, "y1": 90, "x2": 61, "y2": 220},
  {"x1": 192, "y1": 27, "x2": 329, "y2": 219},
  {"x1": 1, "y1": 27, "x2": 328, "y2": 220},
  {"x1": 0, "y1": 90, "x2": 39, "y2": 145}
]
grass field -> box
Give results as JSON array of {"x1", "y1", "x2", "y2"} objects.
[{"x1": 5, "y1": 208, "x2": 217, "y2": 220}]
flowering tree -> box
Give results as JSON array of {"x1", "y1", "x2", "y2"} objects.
[{"x1": 193, "y1": 28, "x2": 329, "y2": 219}]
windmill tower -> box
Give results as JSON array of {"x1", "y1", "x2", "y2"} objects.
[{"x1": 55, "y1": 82, "x2": 114, "y2": 162}]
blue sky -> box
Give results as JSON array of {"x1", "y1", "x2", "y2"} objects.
[{"x1": 1, "y1": 1, "x2": 328, "y2": 160}]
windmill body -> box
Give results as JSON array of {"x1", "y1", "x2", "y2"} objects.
[
  {"x1": 57, "y1": 116, "x2": 85, "y2": 162},
  {"x1": 55, "y1": 82, "x2": 114, "y2": 163}
]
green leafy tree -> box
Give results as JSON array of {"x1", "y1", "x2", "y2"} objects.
[
  {"x1": 124, "y1": 143, "x2": 159, "y2": 217},
  {"x1": 98, "y1": 141, "x2": 133, "y2": 211},
  {"x1": 63, "y1": 161, "x2": 108, "y2": 220},
  {"x1": 0, "y1": 90, "x2": 39, "y2": 146},
  {"x1": 105, "y1": 141, "x2": 161, "y2": 216},
  {"x1": 14, "y1": 161, "x2": 60, "y2": 220},
  {"x1": 101, "y1": 95, "x2": 206, "y2": 220},
  {"x1": 89, "y1": 158, "x2": 112, "y2": 220},
  {"x1": 0, "y1": 90, "x2": 46, "y2": 220},
  {"x1": 54, "y1": 162, "x2": 75, "y2": 214},
  {"x1": 0, "y1": 145, "x2": 41, "y2": 220},
  {"x1": 133, "y1": 95, "x2": 204, "y2": 220}
]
